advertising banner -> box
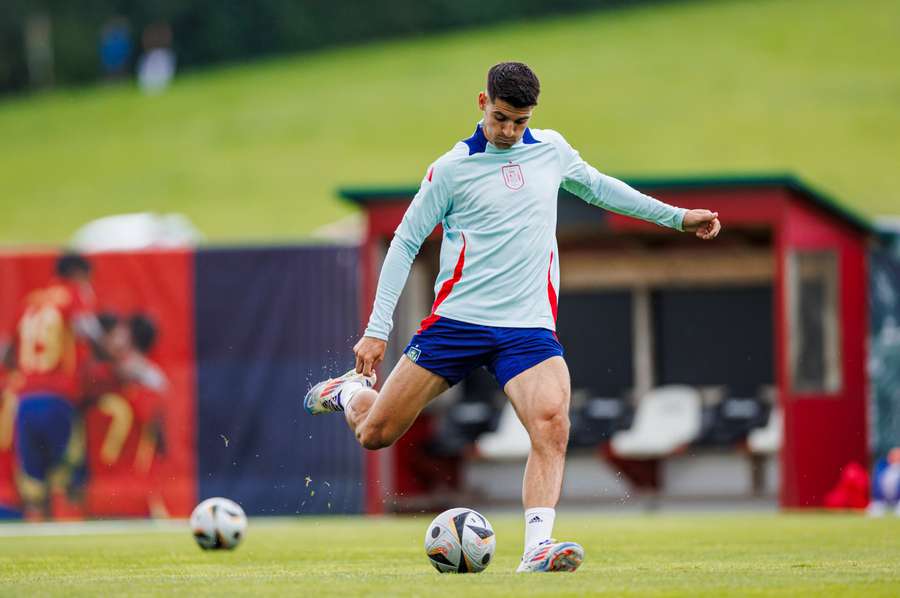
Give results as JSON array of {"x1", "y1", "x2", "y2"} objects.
[{"x1": 0, "y1": 246, "x2": 362, "y2": 519}]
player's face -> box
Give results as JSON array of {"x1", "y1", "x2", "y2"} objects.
[
  {"x1": 107, "y1": 323, "x2": 132, "y2": 360},
  {"x1": 70, "y1": 270, "x2": 95, "y2": 300},
  {"x1": 478, "y1": 92, "x2": 534, "y2": 149}
]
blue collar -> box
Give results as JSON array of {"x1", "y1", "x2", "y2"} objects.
[
  {"x1": 462, "y1": 124, "x2": 488, "y2": 155},
  {"x1": 462, "y1": 124, "x2": 540, "y2": 156}
]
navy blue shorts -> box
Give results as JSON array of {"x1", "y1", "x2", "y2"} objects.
[
  {"x1": 15, "y1": 394, "x2": 75, "y2": 481},
  {"x1": 403, "y1": 316, "x2": 564, "y2": 389}
]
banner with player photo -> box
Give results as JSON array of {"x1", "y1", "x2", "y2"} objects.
[
  {"x1": 0, "y1": 251, "x2": 195, "y2": 519},
  {"x1": 0, "y1": 246, "x2": 363, "y2": 520}
]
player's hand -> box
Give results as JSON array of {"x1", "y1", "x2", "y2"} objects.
[
  {"x1": 682, "y1": 209, "x2": 722, "y2": 240},
  {"x1": 353, "y1": 336, "x2": 387, "y2": 377}
]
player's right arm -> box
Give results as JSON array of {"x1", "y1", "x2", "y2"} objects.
[
  {"x1": 0, "y1": 339, "x2": 14, "y2": 371},
  {"x1": 355, "y1": 158, "x2": 455, "y2": 375}
]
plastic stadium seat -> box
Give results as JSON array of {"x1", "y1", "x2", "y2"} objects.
[
  {"x1": 569, "y1": 397, "x2": 631, "y2": 447},
  {"x1": 476, "y1": 402, "x2": 531, "y2": 459},
  {"x1": 429, "y1": 400, "x2": 500, "y2": 457},
  {"x1": 747, "y1": 406, "x2": 782, "y2": 455},
  {"x1": 610, "y1": 385, "x2": 702, "y2": 459},
  {"x1": 694, "y1": 396, "x2": 770, "y2": 447},
  {"x1": 429, "y1": 369, "x2": 503, "y2": 457}
]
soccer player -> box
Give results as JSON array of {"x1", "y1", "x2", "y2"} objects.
[
  {"x1": 305, "y1": 62, "x2": 721, "y2": 572},
  {"x1": 83, "y1": 313, "x2": 169, "y2": 517},
  {"x1": 10, "y1": 253, "x2": 104, "y2": 519}
]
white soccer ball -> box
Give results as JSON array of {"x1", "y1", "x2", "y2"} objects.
[
  {"x1": 190, "y1": 497, "x2": 247, "y2": 550},
  {"x1": 424, "y1": 507, "x2": 496, "y2": 573}
]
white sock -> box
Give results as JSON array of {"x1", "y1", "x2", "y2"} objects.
[
  {"x1": 337, "y1": 381, "x2": 364, "y2": 411},
  {"x1": 523, "y1": 507, "x2": 555, "y2": 552}
]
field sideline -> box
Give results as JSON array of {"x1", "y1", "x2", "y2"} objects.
[
  {"x1": 1, "y1": 513, "x2": 898, "y2": 596},
  {"x1": 0, "y1": 0, "x2": 899, "y2": 244}
]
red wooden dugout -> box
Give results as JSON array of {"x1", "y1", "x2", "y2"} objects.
[{"x1": 343, "y1": 174, "x2": 873, "y2": 511}]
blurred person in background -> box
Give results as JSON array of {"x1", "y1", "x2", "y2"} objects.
[
  {"x1": 9, "y1": 253, "x2": 104, "y2": 520},
  {"x1": 869, "y1": 448, "x2": 900, "y2": 516},
  {"x1": 137, "y1": 21, "x2": 176, "y2": 94},
  {"x1": 99, "y1": 17, "x2": 133, "y2": 80}
]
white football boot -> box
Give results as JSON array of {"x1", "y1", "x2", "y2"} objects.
[
  {"x1": 304, "y1": 368, "x2": 376, "y2": 415},
  {"x1": 516, "y1": 539, "x2": 584, "y2": 573}
]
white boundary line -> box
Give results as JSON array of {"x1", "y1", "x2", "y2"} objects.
[
  {"x1": 0, "y1": 516, "x2": 315, "y2": 537},
  {"x1": 0, "y1": 518, "x2": 188, "y2": 537}
]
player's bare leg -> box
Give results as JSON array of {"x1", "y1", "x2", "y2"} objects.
[
  {"x1": 505, "y1": 356, "x2": 570, "y2": 509},
  {"x1": 345, "y1": 356, "x2": 447, "y2": 450},
  {"x1": 504, "y1": 355, "x2": 583, "y2": 572}
]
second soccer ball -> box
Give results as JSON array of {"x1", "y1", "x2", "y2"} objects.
[{"x1": 190, "y1": 497, "x2": 247, "y2": 550}]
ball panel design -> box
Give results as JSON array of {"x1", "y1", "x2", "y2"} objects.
[
  {"x1": 424, "y1": 508, "x2": 495, "y2": 573},
  {"x1": 190, "y1": 497, "x2": 247, "y2": 550}
]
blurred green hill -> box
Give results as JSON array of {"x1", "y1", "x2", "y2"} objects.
[{"x1": 0, "y1": 0, "x2": 898, "y2": 245}]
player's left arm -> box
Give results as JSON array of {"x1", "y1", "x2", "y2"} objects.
[
  {"x1": 114, "y1": 352, "x2": 169, "y2": 393},
  {"x1": 68, "y1": 288, "x2": 114, "y2": 359},
  {"x1": 552, "y1": 131, "x2": 721, "y2": 240}
]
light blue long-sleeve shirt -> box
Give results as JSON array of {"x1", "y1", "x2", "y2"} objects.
[{"x1": 363, "y1": 123, "x2": 686, "y2": 341}]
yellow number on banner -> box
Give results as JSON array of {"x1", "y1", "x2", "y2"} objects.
[
  {"x1": 98, "y1": 393, "x2": 134, "y2": 465},
  {"x1": 135, "y1": 425, "x2": 158, "y2": 473},
  {"x1": 18, "y1": 305, "x2": 65, "y2": 374}
]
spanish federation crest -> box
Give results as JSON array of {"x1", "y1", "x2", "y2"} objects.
[
  {"x1": 501, "y1": 163, "x2": 525, "y2": 190},
  {"x1": 406, "y1": 346, "x2": 421, "y2": 363}
]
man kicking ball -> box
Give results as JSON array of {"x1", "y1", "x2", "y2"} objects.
[{"x1": 305, "y1": 61, "x2": 721, "y2": 572}]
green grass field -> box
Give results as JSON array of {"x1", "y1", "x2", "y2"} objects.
[
  {"x1": 1, "y1": 0, "x2": 899, "y2": 244},
  {"x1": 1, "y1": 514, "x2": 899, "y2": 596}
]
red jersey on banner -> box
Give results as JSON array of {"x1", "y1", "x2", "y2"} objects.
[
  {"x1": 88, "y1": 384, "x2": 162, "y2": 475},
  {"x1": 14, "y1": 280, "x2": 95, "y2": 402},
  {"x1": 85, "y1": 361, "x2": 167, "y2": 517}
]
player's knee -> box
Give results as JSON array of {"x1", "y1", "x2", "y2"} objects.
[
  {"x1": 530, "y1": 409, "x2": 570, "y2": 454},
  {"x1": 359, "y1": 435, "x2": 391, "y2": 451},
  {"x1": 357, "y1": 422, "x2": 396, "y2": 451}
]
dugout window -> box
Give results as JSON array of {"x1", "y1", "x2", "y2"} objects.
[{"x1": 787, "y1": 250, "x2": 842, "y2": 394}]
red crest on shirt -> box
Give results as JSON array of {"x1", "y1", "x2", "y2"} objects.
[{"x1": 501, "y1": 164, "x2": 525, "y2": 190}]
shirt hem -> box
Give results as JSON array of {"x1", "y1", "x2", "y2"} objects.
[{"x1": 432, "y1": 309, "x2": 556, "y2": 331}]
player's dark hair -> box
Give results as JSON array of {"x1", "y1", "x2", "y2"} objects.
[
  {"x1": 129, "y1": 314, "x2": 158, "y2": 354},
  {"x1": 92, "y1": 312, "x2": 120, "y2": 361},
  {"x1": 56, "y1": 252, "x2": 91, "y2": 279},
  {"x1": 486, "y1": 62, "x2": 540, "y2": 108},
  {"x1": 97, "y1": 312, "x2": 119, "y2": 334}
]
